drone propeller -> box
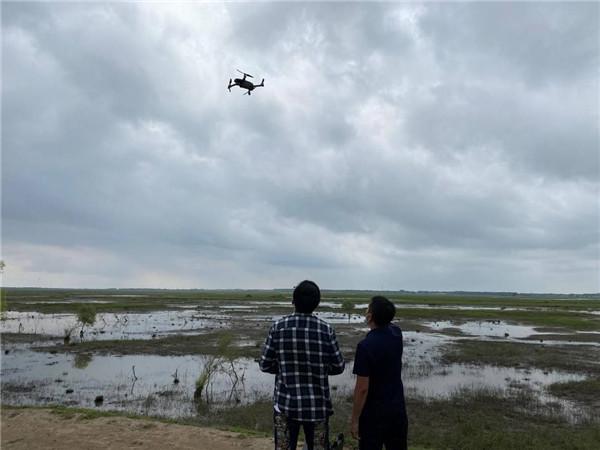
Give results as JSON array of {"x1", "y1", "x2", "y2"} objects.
[{"x1": 236, "y1": 69, "x2": 253, "y2": 78}]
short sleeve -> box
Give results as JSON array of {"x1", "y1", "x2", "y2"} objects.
[{"x1": 352, "y1": 341, "x2": 371, "y2": 377}]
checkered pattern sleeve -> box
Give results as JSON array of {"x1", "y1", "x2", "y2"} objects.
[
  {"x1": 259, "y1": 323, "x2": 279, "y2": 374},
  {"x1": 327, "y1": 327, "x2": 345, "y2": 375}
]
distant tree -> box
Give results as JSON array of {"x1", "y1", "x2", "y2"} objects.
[
  {"x1": 341, "y1": 299, "x2": 355, "y2": 322},
  {"x1": 0, "y1": 260, "x2": 6, "y2": 320},
  {"x1": 194, "y1": 332, "x2": 244, "y2": 404},
  {"x1": 77, "y1": 305, "x2": 97, "y2": 336},
  {"x1": 0, "y1": 290, "x2": 7, "y2": 321},
  {"x1": 194, "y1": 355, "x2": 218, "y2": 403}
]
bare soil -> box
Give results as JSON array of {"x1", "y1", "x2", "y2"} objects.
[{"x1": 1, "y1": 408, "x2": 272, "y2": 450}]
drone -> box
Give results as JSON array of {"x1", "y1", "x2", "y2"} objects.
[{"x1": 228, "y1": 70, "x2": 264, "y2": 95}]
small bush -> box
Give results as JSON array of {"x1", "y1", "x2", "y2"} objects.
[{"x1": 77, "y1": 305, "x2": 97, "y2": 328}]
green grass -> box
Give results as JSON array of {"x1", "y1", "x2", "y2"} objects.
[
  {"x1": 205, "y1": 391, "x2": 600, "y2": 450},
  {"x1": 405, "y1": 390, "x2": 600, "y2": 450},
  {"x1": 32, "y1": 327, "x2": 267, "y2": 358},
  {"x1": 548, "y1": 378, "x2": 600, "y2": 405},
  {"x1": 441, "y1": 340, "x2": 600, "y2": 374},
  {"x1": 5, "y1": 386, "x2": 599, "y2": 450},
  {"x1": 3, "y1": 404, "x2": 156, "y2": 422},
  {"x1": 5, "y1": 287, "x2": 598, "y2": 335},
  {"x1": 396, "y1": 307, "x2": 599, "y2": 331},
  {"x1": 4, "y1": 288, "x2": 599, "y2": 315}
]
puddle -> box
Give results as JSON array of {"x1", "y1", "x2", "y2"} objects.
[
  {"x1": 0, "y1": 347, "x2": 588, "y2": 421},
  {"x1": 356, "y1": 303, "x2": 527, "y2": 312},
  {"x1": 0, "y1": 350, "x2": 352, "y2": 417},
  {"x1": 15, "y1": 300, "x2": 113, "y2": 304},
  {"x1": 2, "y1": 303, "x2": 597, "y2": 423},
  {"x1": 247, "y1": 312, "x2": 365, "y2": 324},
  {"x1": 426, "y1": 320, "x2": 540, "y2": 339},
  {"x1": 220, "y1": 305, "x2": 259, "y2": 310},
  {"x1": 225, "y1": 301, "x2": 341, "y2": 309},
  {"x1": 0, "y1": 311, "x2": 226, "y2": 341},
  {"x1": 404, "y1": 364, "x2": 584, "y2": 397},
  {"x1": 422, "y1": 320, "x2": 600, "y2": 346}
]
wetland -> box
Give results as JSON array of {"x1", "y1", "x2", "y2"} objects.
[{"x1": 1, "y1": 288, "x2": 599, "y2": 449}]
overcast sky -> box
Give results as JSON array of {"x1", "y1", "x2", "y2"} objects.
[{"x1": 2, "y1": 2, "x2": 599, "y2": 293}]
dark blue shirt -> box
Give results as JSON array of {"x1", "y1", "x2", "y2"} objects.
[{"x1": 352, "y1": 324, "x2": 406, "y2": 419}]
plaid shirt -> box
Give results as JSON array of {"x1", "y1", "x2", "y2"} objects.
[{"x1": 259, "y1": 313, "x2": 345, "y2": 422}]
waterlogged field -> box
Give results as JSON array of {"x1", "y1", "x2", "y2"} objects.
[{"x1": 1, "y1": 288, "x2": 600, "y2": 449}]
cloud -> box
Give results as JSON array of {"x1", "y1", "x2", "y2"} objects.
[{"x1": 2, "y1": 2, "x2": 598, "y2": 293}]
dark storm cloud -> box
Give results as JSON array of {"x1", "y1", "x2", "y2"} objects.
[{"x1": 2, "y1": 2, "x2": 598, "y2": 292}]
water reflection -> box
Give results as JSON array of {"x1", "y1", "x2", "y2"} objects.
[
  {"x1": 0, "y1": 347, "x2": 590, "y2": 422},
  {"x1": 426, "y1": 320, "x2": 538, "y2": 338},
  {"x1": 1, "y1": 311, "x2": 226, "y2": 341},
  {"x1": 73, "y1": 353, "x2": 93, "y2": 369},
  {"x1": 2, "y1": 302, "x2": 598, "y2": 424}
]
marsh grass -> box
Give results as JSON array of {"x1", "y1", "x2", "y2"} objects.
[
  {"x1": 394, "y1": 307, "x2": 600, "y2": 331},
  {"x1": 33, "y1": 327, "x2": 268, "y2": 358},
  {"x1": 5, "y1": 287, "x2": 599, "y2": 314},
  {"x1": 405, "y1": 389, "x2": 600, "y2": 450},
  {"x1": 7, "y1": 384, "x2": 600, "y2": 450},
  {"x1": 194, "y1": 355, "x2": 218, "y2": 402},
  {"x1": 186, "y1": 389, "x2": 600, "y2": 450},
  {"x1": 441, "y1": 340, "x2": 600, "y2": 374},
  {"x1": 0, "y1": 289, "x2": 8, "y2": 320},
  {"x1": 548, "y1": 378, "x2": 600, "y2": 407},
  {"x1": 5, "y1": 288, "x2": 600, "y2": 449},
  {"x1": 192, "y1": 332, "x2": 246, "y2": 403}
]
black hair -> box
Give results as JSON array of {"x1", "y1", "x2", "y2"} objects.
[
  {"x1": 293, "y1": 280, "x2": 321, "y2": 314},
  {"x1": 369, "y1": 296, "x2": 395, "y2": 327}
]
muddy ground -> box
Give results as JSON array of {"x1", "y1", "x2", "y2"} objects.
[{"x1": 1, "y1": 407, "x2": 272, "y2": 450}]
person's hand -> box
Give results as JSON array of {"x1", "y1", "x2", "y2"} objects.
[{"x1": 351, "y1": 418, "x2": 359, "y2": 440}]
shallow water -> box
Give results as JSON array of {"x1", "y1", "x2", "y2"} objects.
[
  {"x1": 426, "y1": 320, "x2": 540, "y2": 338},
  {"x1": 2, "y1": 302, "x2": 597, "y2": 423},
  {"x1": 1, "y1": 344, "x2": 588, "y2": 421},
  {"x1": 0, "y1": 311, "x2": 227, "y2": 341},
  {"x1": 240, "y1": 312, "x2": 365, "y2": 324}
]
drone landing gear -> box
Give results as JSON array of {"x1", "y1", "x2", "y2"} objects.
[{"x1": 227, "y1": 79, "x2": 233, "y2": 92}]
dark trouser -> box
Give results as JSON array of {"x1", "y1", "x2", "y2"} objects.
[
  {"x1": 274, "y1": 410, "x2": 329, "y2": 450},
  {"x1": 359, "y1": 413, "x2": 408, "y2": 450}
]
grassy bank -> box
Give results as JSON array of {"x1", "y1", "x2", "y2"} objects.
[
  {"x1": 548, "y1": 378, "x2": 600, "y2": 407},
  {"x1": 441, "y1": 340, "x2": 600, "y2": 374},
  {"x1": 398, "y1": 308, "x2": 600, "y2": 331},
  {"x1": 4, "y1": 288, "x2": 599, "y2": 314},
  {"x1": 6, "y1": 387, "x2": 598, "y2": 450},
  {"x1": 30, "y1": 328, "x2": 267, "y2": 359},
  {"x1": 191, "y1": 390, "x2": 600, "y2": 450}
]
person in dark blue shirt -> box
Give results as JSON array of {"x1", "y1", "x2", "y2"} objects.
[{"x1": 351, "y1": 296, "x2": 408, "y2": 450}]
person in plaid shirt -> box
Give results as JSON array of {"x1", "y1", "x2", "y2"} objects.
[{"x1": 259, "y1": 280, "x2": 346, "y2": 450}]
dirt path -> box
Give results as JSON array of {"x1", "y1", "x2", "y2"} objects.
[{"x1": 1, "y1": 408, "x2": 272, "y2": 450}]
